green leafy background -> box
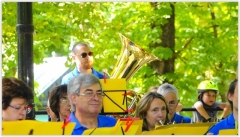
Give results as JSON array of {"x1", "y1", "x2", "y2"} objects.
[{"x1": 2, "y1": 2, "x2": 238, "y2": 117}]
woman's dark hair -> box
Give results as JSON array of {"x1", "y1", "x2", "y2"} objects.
[
  {"x1": 49, "y1": 85, "x2": 68, "y2": 118},
  {"x1": 2, "y1": 77, "x2": 33, "y2": 110},
  {"x1": 227, "y1": 79, "x2": 238, "y2": 110}
]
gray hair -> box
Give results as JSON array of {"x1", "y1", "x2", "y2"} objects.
[
  {"x1": 67, "y1": 73, "x2": 102, "y2": 112},
  {"x1": 157, "y1": 83, "x2": 179, "y2": 99}
]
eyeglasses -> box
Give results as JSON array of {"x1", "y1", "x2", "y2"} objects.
[
  {"x1": 76, "y1": 91, "x2": 104, "y2": 98},
  {"x1": 9, "y1": 105, "x2": 30, "y2": 114},
  {"x1": 60, "y1": 98, "x2": 70, "y2": 104},
  {"x1": 76, "y1": 52, "x2": 93, "y2": 58}
]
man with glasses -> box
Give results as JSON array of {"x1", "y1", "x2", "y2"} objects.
[
  {"x1": 2, "y1": 77, "x2": 33, "y2": 121},
  {"x1": 157, "y1": 83, "x2": 191, "y2": 123},
  {"x1": 67, "y1": 73, "x2": 117, "y2": 135},
  {"x1": 61, "y1": 42, "x2": 105, "y2": 85}
]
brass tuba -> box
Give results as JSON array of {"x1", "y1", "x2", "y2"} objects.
[
  {"x1": 110, "y1": 34, "x2": 160, "y2": 82},
  {"x1": 110, "y1": 34, "x2": 160, "y2": 117}
]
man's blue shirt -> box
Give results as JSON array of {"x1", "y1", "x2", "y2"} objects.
[
  {"x1": 61, "y1": 67, "x2": 104, "y2": 85},
  {"x1": 171, "y1": 113, "x2": 191, "y2": 123},
  {"x1": 68, "y1": 112, "x2": 117, "y2": 135},
  {"x1": 207, "y1": 113, "x2": 235, "y2": 135}
]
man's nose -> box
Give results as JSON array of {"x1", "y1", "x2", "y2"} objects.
[
  {"x1": 85, "y1": 54, "x2": 91, "y2": 59},
  {"x1": 92, "y1": 94, "x2": 100, "y2": 100}
]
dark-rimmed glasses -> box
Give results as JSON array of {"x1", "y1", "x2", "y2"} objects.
[
  {"x1": 76, "y1": 52, "x2": 93, "y2": 58},
  {"x1": 9, "y1": 105, "x2": 30, "y2": 114}
]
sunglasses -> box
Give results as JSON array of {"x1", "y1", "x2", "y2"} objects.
[{"x1": 77, "y1": 52, "x2": 93, "y2": 58}]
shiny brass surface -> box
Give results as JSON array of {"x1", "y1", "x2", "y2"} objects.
[
  {"x1": 109, "y1": 34, "x2": 159, "y2": 118},
  {"x1": 110, "y1": 34, "x2": 159, "y2": 82}
]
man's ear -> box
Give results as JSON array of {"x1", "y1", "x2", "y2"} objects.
[
  {"x1": 72, "y1": 54, "x2": 76, "y2": 61},
  {"x1": 177, "y1": 99, "x2": 180, "y2": 104},
  {"x1": 70, "y1": 94, "x2": 77, "y2": 105}
]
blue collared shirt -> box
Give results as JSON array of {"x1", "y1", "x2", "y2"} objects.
[
  {"x1": 207, "y1": 113, "x2": 235, "y2": 135},
  {"x1": 171, "y1": 113, "x2": 191, "y2": 123},
  {"x1": 68, "y1": 112, "x2": 117, "y2": 135},
  {"x1": 61, "y1": 67, "x2": 105, "y2": 85}
]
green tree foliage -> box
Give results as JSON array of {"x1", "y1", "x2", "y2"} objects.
[{"x1": 2, "y1": 2, "x2": 238, "y2": 116}]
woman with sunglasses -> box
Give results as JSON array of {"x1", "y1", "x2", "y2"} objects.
[
  {"x1": 49, "y1": 84, "x2": 71, "y2": 122},
  {"x1": 2, "y1": 77, "x2": 34, "y2": 121},
  {"x1": 61, "y1": 42, "x2": 105, "y2": 85}
]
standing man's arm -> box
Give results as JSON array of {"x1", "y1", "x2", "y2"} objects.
[
  {"x1": 61, "y1": 76, "x2": 67, "y2": 85},
  {"x1": 61, "y1": 75, "x2": 70, "y2": 85}
]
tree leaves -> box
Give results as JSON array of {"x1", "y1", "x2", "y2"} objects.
[{"x1": 2, "y1": 2, "x2": 237, "y2": 116}]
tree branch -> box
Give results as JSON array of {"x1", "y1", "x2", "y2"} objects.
[{"x1": 175, "y1": 37, "x2": 194, "y2": 58}]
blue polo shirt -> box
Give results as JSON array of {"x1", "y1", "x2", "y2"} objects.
[
  {"x1": 61, "y1": 67, "x2": 105, "y2": 85},
  {"x1": 207, "y1": 113, "x2": 235, "y2": 135},
  {"x1": 68, "y1": 112, "x2": 117, "y2": 135},
  {"x1": 171, "y1": 113, "x2": 191, "y2": 123}
]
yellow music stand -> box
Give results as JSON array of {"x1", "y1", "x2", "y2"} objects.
[
  {"x1": 2, "y1": 120, "x2": 76, "y2": 135},
  {"x1": 142, "y1": 122, "x2": 215, "y2": 135},
  {"x1": 172, "y1": 123, "x2": 215, "y2": 135},
  {"x1": 141, "y1": 126, "x2": 174, "y2": 135},
  {"x1": 219, "y1": 129, "x2": 238, "y2": 135},
  {"x1": 100, "y1": 79, "x2": 128, "y2": 115},
  {"x1": 82, "y1": 119, "x2": 143, "y2": 135}
]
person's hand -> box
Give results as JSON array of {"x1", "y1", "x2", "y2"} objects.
[
  {"x1": 202, "y1": 117, "x2": 211, "y2": 122},
  {"x1": 176, "y1": 103, "x2": 183, "y2": 112}
]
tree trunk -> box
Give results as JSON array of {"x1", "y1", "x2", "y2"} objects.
[{"x1": 149, "y1": 3, "x2": 175, "y2": 83}]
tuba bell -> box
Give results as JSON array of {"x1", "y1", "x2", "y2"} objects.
[
  {"x1": 110, "y1": 34, "x2": 160, "y2": 82},
  {"x1": 109, "y1": 34, "x2": 160, "y2": 118}
]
